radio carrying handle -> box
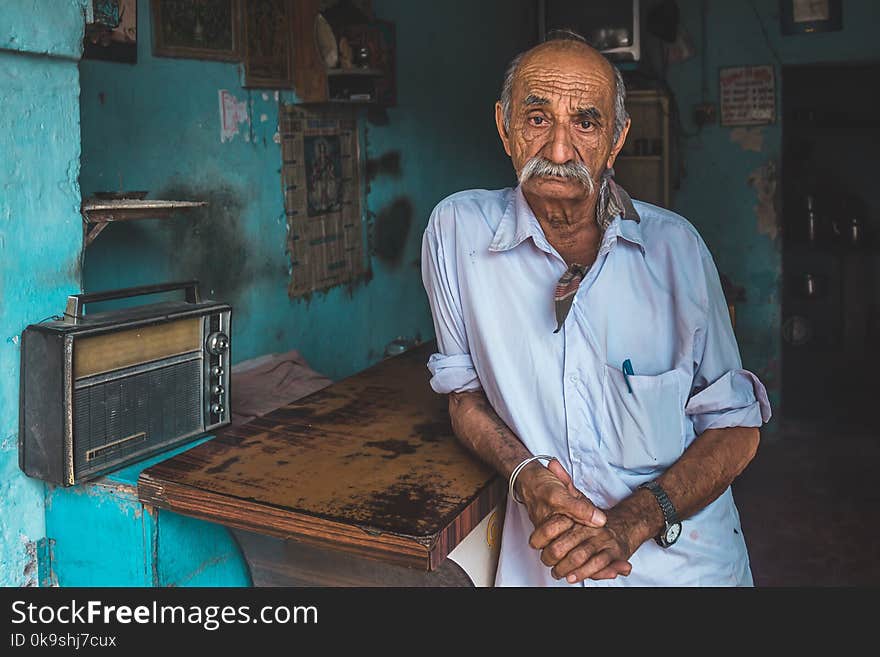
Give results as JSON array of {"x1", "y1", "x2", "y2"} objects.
[{"x1": 64, "y1": 281, "x2": 202, "y2": 324}]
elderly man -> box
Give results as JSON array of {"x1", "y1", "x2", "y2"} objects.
[{"x1": 420, "y1": 32, "x2": 771, "y2": 587}]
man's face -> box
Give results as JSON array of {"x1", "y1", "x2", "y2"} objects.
[{"x1": 496, "y1": 44, "x2": 628, "y2": 203}]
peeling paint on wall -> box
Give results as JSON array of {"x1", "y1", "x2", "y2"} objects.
[
  {"x1": 730, "y1": 127, "x2": 765, "y2": 153},
  {"x1": 1, "y1": 2, "x2": 83, "y2": 586},
  {"x1": 22, "y1": 539, "x2": 37, "y2": 587},
  {"x1": 747, "y1": 160, "x2": 779, "y2": 241},
  {"x1": 218, "y1": 89, "x2": 249, "y2": 143}
]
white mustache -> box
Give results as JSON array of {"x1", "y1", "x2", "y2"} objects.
[{"x1": 519, "y1": 157, "x2": 595, "y2": 195}]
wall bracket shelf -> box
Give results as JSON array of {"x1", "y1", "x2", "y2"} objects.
[{"x1": 81, "y1": 199, "x2": 207, "y2": 247}]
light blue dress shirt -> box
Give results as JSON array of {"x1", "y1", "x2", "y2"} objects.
[{"x1": 421, "y1": 185, "x2": 772, "y2": 587}]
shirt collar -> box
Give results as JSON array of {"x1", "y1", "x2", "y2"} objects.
[
  {"x1": 600, "y1": 213, "x2": 646, "y2": 255},
  {"x1": 488, "y1": 186, "x2": 546, "y2": 253},
  {"x1": 488, "y1": 179, "x2": 644, "y2": 254},
  {"x1": 604, "y1": 176, "x2": 641, "y2": 225}
]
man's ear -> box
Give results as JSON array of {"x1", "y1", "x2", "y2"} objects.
[
  {"x1": 495, "y1": 102, "x2": 512, "y2": 157},
  {"x1": 606, "y1": 117, "x2": 631, "y2": 170}
]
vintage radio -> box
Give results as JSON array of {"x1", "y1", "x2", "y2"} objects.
[{"x1": 20, "y1": 281, "x2": 231, "y2": 486}]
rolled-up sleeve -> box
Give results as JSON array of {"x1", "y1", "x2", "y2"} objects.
[
  {"x1": 685, "y1": 247, "x2": 772, "y2": 435},
  {"x1": 421, "y1": 204, "x2": 482, "y2": 395}
]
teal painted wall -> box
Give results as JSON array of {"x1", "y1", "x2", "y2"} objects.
[
  {"x1": 45, "y1": 438, "x2": 251, "y2": 587},
  {"x1": 0, "y1": 0, "x2": 84, "y2": 58},
  {"x1": 80, "y1": 0, "x2": 535, "y2": 381},
  {"x1": 666, "y1": 0, "x2": 880, "y2": 416},
  {"x1": 0, "y1": 0, "x2": 84, "y2": 586}
]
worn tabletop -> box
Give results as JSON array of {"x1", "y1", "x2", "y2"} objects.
[{"x1": 137, "y1": 341, "x2": 503, "y2": 570}]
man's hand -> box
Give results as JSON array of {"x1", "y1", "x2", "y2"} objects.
[
  {"x1": 538, "y1": 520, "x2": 635, "y2": 583},
  {"x1": 516, "y1": 458, "x2": 606, "y2": 531},
  {"x1": 526, "y1": 460, "x2": 633, "y2": 581}
]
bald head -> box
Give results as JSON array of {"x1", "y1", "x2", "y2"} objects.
[
  {"x1": 523, "y1": 38, "x2": 616, "y2": 79},
  {"x1": 500, "y1": 35, "x2": 628, "y2": 144}
]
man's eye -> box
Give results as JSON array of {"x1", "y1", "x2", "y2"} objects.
[
  {"x1": 529, "y1": 116, "x2": 546, "y2": 126},
  {"x1": 578, "y1": 120, "x2": 594, "y2": 130}
]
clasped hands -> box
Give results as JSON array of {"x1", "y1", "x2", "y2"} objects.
[{"x1": 517, "y1": 459, "x2": 634, "y2": 584}]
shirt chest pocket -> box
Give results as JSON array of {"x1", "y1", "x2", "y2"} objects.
[{"x1": 600, "y1": 365, "x2": 685, "y2": 472}]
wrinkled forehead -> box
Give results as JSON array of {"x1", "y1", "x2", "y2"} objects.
[{"x1": 514, "y1": 49, "x2": 615, "y2": 113}]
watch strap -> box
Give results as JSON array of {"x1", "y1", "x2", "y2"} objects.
[{"x1": 639, "y1": 480, "x2": 680, "y2": 526}]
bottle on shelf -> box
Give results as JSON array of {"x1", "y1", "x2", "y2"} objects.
[{"x1": 805, "y1": 194, "x2": 817, "y2": 244}]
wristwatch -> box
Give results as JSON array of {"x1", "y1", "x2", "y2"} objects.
[{"x1": 638, "y1": 481, "x2": 682, "y2": 548}]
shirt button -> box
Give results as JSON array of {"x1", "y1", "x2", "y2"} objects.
[{"x1": 569, "y1": 374, "x2": 579, "y2": 384}]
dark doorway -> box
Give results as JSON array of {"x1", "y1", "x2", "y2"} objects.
[{"x1": 781, "y1": 62, "x2": 880, "y2": 425}]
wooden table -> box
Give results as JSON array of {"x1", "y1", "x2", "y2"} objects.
[{"x1": 137, "y1": 342, "x2": 504, "y2": 586}]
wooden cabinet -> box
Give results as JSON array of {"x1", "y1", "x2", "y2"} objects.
[
  {"x1": 291, "y1": 0, "x2": 327, "y2": 101},
  {"x1": 291, "y1": 0, "x2": 395, "y2": 105},
  {"x1": 614, "y1": 89, "x2": 671, "y2": 208}
]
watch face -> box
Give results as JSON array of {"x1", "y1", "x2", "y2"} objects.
[{"x1": 664, "y1": 522, "x2": 682, "y2": 545}]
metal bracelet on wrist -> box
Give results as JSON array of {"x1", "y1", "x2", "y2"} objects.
[{"x1": 508, "y1": 454, "x2": 555, "y2": 504}]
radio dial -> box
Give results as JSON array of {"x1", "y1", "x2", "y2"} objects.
[
  {"x1": 211, "y1": 402, "x2": 225, "y2": 416},
  {"x1": 212, "y1": 384, "x2": 224, "y2": 397},
  {"x1": 210, "y1": 365, "x2": 224, "y2": 378},
  {"x1": 206, "y1": 332, "x2": 229, "y2": 355}
]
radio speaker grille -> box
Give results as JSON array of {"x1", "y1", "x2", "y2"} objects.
[{"x1": 73, "y1": 359, "x2": 202, "y2": 478}]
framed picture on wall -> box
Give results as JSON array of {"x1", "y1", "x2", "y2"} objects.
[
  {"x1": 83, "y1": 0, "x2": 138, "y2": 63},
  {"x1": 242, "y1": 0, "x2": 296, "y2": 88},
  {"x1": 719, "y1": 65, "x2": 776, "y2": 127},
  {"x1": 780, "y1": 0, "x2": 842, "y2": 35},
  {"x1": 150, "y1": 0, "x2": 242, "y2": 61}
]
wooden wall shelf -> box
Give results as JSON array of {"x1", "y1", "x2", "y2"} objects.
[
  {"x1": 292, "y1": 0, "x2": 395, "y2": 105},
  {"x1": 327, "y1": 67, "x2": 384, "y2": 77},
  {"x1": 81, "y1": 199, "x2": 207, "y2": 247}
]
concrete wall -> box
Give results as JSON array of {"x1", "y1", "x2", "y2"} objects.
[
  {"x1": 0, "y1": 0, "x2": 84, "y2": 586},
  {"x1": 666, "y1": 0, "x2": 880, "y2": 415},
  {"x1": 79, "y1": 0, "x2": 535, "y2": 381}
]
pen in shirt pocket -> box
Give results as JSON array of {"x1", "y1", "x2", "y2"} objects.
[{"x1": 622, "y1": 359, "x2": 634, "y2": 394}]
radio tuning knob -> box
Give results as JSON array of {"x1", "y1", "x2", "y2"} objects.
[
  {"x1": 211, "y1": 402, "x2": 225, "y2": 416},
  {"x1": 206, "y1": 332, "x2": 229, "y2": 355},
  {"x1": 210, "y1": 365, "x2": 224, "y2": 378},
  {"x1": 212, "y1": 384, "x2": 224, "y2": 396}
]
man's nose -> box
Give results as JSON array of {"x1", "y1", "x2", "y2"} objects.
[{"x1": 544, "y1": 122, "x2": 575, "y2": 164}]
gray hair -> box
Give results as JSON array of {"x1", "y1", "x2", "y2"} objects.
[{"x1": 500, "y1": 31, "x2": 629, "y2": 145}]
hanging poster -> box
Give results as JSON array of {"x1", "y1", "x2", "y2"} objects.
[
  {"x1": 281, "y1": 105, "x2": 366, "y2": 298},
  {"x1": 719, "y1": 65, "x2": 776, "y2": 127}
]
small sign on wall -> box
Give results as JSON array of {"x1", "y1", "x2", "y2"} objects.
[{"x1": 719, "y1": 65, "x2": 776, "y2": 126}]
